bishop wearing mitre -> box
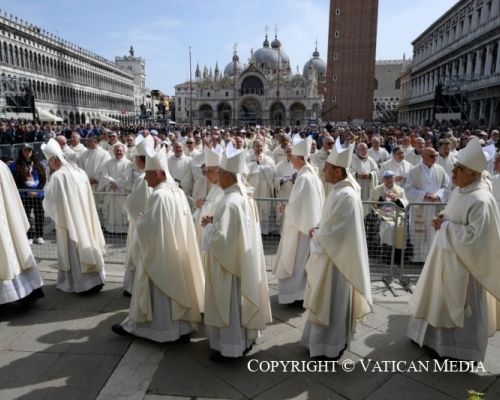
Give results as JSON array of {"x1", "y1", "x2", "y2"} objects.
[{"x1": 112, "y1": 146, "x2": 204, "y2": 343}]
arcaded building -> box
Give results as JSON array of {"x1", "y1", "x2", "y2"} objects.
[
  {"x1": 0, "y1": 11, "x2": 136, "y2": 124},
  {"x1": 399, "y1": 0, "x2": 500, "y2": 127},
  {"x1": 324, "y1": 0, "x2": 379, "y2": 123}
]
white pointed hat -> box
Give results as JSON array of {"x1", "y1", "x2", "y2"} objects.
[
  {"x1": 291, "y1": 134, "x2": 312, "y2": 157},
  {"x1": 41, "y1": 138, "x2": 64, "y2": 161},
  {"x1": 220, "y1": 141, "x2": 245, "y2": 174},
  {"x1": 326, "y1": 137, "x2": 354, "y2": 168},
  {"x1": 456, "y1": 137, "x2": 491, "y2": 173},
  {"x1": 204, "y1": 144, "x2": 222, "y2": 167},
  {"x1": 135, "y1": 134, "x2": 154, "y2": 157},
  {"x1": 145, "y1": 145, "x2": 168, "y2": 171}
]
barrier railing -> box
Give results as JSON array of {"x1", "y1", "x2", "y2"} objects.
[
  {"x1": 398, "y1": 202, "x2": 446, "y2": 289},
  {"x1": 14, "y1": 187, "x2": 448, "y2": 294}
]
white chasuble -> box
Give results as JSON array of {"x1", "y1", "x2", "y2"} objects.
[
  {"x1": 203, "y1": 184, "x2": 272, "y2": 341},
  {"x1": 129, "y1": 180, "x2": 204, "y2": 324},
  {"x1": 302, "y1": 179, "x2": 372, "y2": 355}
]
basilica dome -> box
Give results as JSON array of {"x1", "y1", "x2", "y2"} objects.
[
  {"x1": 224, "y1": 52, "x2": 244, "y2": 77},
  {"x1": 253, "y1": 35, "x2": 290, "y2": 70},
  {"x1": 303, "y1": 46, "x2": 326, "y2": 77}
]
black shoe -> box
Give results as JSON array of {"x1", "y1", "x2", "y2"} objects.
[
  {"x1": 288, "y1": 300, "x2": 304, "y2": 308},
  {"x1": 17, "y1": 291, "x2": 39, "y2": 309},
  {"x1": 86, "y1": 284, "x2": 104, "y2": 294},
  {"x1": 243, "y1": 344, "x2": 254, "y2": 356},
  {"x1": 123, "y1": 290, "x2": 132, "y2": 298},
  {"x1": 210, "y1": 352, "x2": 235, "y2": 362},
  {"x1": 174, "y1": 333, "x2": 191, "y2": 344},
  {"x1": 111, "y1": 324, "x2": 134, "y2": 337}
]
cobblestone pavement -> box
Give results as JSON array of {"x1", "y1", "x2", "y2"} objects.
[{"x1": 1, "y1": 262, "x2": 500, "y2": 400}]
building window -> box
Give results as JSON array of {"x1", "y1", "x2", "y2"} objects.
[
  {"x1": 207, "y1": 92, "x2": 210, "y2": 97},
  {"x1": 225, "y1": 91, "x2": 229, "y2": 97},
  {"x1": 335, "y1": 8, "x2": 340, "y2": 15},
  {"x1": 374, "y1": 79, "x2": 379, "y2": 90},
  {"x1": 395, "y1": 78, "x2": 401, "y2": 90},
  {"x1": 335, "y1": 31, "x2": 340, "y2": 38},
  {"x1": 332, "y1": 96, "x2": 337, "y2": 102},
  {"x1": 334, "y1": 53, "x2": 338, "y2": 60},
  {"x1": 333, "y1": 74, "x2": 337, "y2": 81}
]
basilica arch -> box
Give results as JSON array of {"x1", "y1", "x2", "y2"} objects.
[
  {"x1": 289, "y1": 102, "x2": 306, "y2": 126},
  {"x1": 216, "y1": 102, "x2": 232, "y2": 127},
  {"x1": 239, "y1": 97, "x2": 262, "y2": 125},
  {"x1": 240, "y1": 75, "x2": 264, "y2": 96},
  {"x1": 270, "y1": 101, "x2": 286, "y2": 126},
  {"x1": 198, "y1": 104, "x2": 213, "y2": 126}
]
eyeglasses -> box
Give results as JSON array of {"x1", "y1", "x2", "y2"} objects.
[
  {"x1": 325, "y1": 142, "x2": 334, "y2": 145},
  {"x1": 428, "y1": 155, "x2": 437, "y2": 158},
  {"x1": 186, "y1": 141, "x2": 194, "y2": 144}
]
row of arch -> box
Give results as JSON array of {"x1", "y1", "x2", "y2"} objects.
[
  {"x1": 194, "y1": 100, "x2": 321, "y2": 125},
  {"x1": 0, "y1": 40, "x2": 133, "y2": 95},
  {"x1": 403, "y1": 40, "x2": 500, "y2": 99},
  {"x1": 2, "y1": 73, "x2": 134, "y2": 111},
  {"x1": 47, "y1": 110, "x2": 134, "y2": 125}
]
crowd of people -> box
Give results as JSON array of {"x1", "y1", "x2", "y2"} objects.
[{"x1": 1, "y1": 117, "x2": 500, "y2": 364}]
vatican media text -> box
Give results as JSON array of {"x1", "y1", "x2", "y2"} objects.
[{"x1": 247, "y1": 359, "x2": 486, "y2": 373}]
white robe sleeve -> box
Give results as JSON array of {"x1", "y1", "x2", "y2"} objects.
[{"x1": 404, "y1": 168, "x2": 426, "y2": 203}]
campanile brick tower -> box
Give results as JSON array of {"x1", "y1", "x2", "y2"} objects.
[{"x1": 324, "y1": 0, "x2": 379, "y2": 123}]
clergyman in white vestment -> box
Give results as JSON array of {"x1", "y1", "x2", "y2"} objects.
[
  {"x1": 273, "y1": 144, "x2": 295, "y2": 231},
  {"x1": 77, "y1": 136, "x2": 112, "y2": 211},
  {"x1": 42, "y1": 139, "x2": 106, "y2": 293},
  {"x1": 0, "y1": 160, "x2": 44, "y2": 307},
  {"x1": 408, "y1": 139, "x2": 500, "y2": 362},
  {"x1": 301, "y1": 138, "x2": 373, "y2": 360},
  {"x1": 273, "y1": 135, "x2": 325, "y2": 305},
  {"x1": 122, "y1": 136, "x2": 154, "y2": 296},
  {"x1": 113, "y1": 147, "x2": 204, "y2": 343},
  {"x1": 404, "y1": 148, "x2": 450, "y2": 263},
  {"x1": 202, "y1": 142, "x2": 272, "y2": 362},
  {"x1": 193, "y1": 146, "x2": 224, "y2": 255},
  {"x1": 98, "y1": 143, "x2": 134, "y2": 233},
  {"x1": 244, "y1": 139, "x2": 275, "y2": 235}
]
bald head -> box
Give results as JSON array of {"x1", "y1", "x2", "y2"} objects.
[
  {"x1": 421, "y1": 147, "x2": 437, "y2": 167},
  {"x1": 357, "y1": 143, "x2": 368, "y2": 158},
  {"x1": 55, "y1": 135, "x2": 67, "y2": 149}
]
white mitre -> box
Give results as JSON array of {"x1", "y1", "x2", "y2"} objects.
[
  {"x1": 326, "y1": 137, "x2": 354, "y2": 168},
  {"x1": 220, "y1": 141, "x2": 245, "y2": 174},
  {"x1": 145, "y1": 145, "x2": 168, "y2": 171},
  {"x1": 135, "y1": 134, "x2": 154, "y2": 157},
  {"x1": 204, "y1": 144, "x2": 222, "y2": 167},
  {"x1": 456, "y1": 137, "x2": 493, "y2": 173},
  {"x1": 291, "y1": 134, "x2": 312, "y2": 157},
  {"x1": 42, "y1": 138, "x2": 67, "y2": 164}
]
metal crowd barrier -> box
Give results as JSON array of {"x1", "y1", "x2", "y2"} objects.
[
  {"x1": 398, "y1": 202, "x2": 447, "y2": 290},
  {"x1": 15, "y1": 186, "x2": 448, "y2": 294}
]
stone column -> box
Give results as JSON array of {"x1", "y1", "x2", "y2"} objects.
[
  {"x1": 467, "y1": 52, "x2": 473, "y2": 75},
  {"x1": 488, "y1": 99, "x2": 497, "y2": 128},
  {"x1": 458, "y1": 56, "x2": 465, "y2": 76},
  {"x1": 475, "y1": 49, "x2": 483, "y2": 75},
  {"x1": 469, "y1": 101, "x2": 476, "y2": 120},
  {"x1": 479, "y1": 99, "x2": 486, "y2": 120},
  {"x1": 493, "y1": 0, "x2": 500, "y2": 18},
  {"x1": 495, "y1": 40, "x2": 500, "y2": 73},
  {"x1": 486, "y1": 44, "x2": 494, "y2": 75}
]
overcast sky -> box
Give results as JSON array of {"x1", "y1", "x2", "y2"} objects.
[{"x1": 1, "y1": 0, "x2": 458, "y2": 95}]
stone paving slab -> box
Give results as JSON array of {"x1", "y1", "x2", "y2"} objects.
[{"x1": 3, "y1": 276, "x2": 500, "y2": 400}]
